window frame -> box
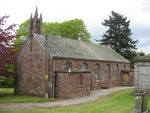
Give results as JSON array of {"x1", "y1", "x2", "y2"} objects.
[
  {"x1": 104, "y1": 64, "x2": 110, "y2": 81},
  {"x1": 81, "y1": 62, "x2": 88, "y2": 71},
  {"x1": 94, "y1": 64, "x2": 100, "y2": 80},
  {"x1": 122, "y1": 65, "x2": 126, "y2": 71},
  {"x1": 114, "y1": 64, "x2": 119, "y2": 80},
  {"x1": 64, "y1": 61, "x2": 72, "y2": 70}
]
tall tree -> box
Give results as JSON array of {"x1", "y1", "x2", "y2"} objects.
[
  {"x1": 42, "y1": 22, "x2": 61, "y2": 36},
  {"x1": 60, "y1": 19, "x2": 91, "y2": 42},
  {"x1": 16, "y1": 19, "x2": 91, "y2": 42},
  {"x1": 100, "y1": 11, "x2": 138, "y2": 62},
  {"x1": 0, "y1": 16, "x2": 16, "y2": 76},
  {"x1": 16, "y1": 20, "x2": 29, "y2": 37}
]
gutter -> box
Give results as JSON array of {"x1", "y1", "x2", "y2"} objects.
[{"x1": 53, "y1": 56, "x2": 130, "y2": 64}]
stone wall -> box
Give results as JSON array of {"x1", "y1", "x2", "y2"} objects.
[
  {"x1": 54, "y1": 58, "x2": 131, "y2": 90},
  {"x1": 15, "y1": 36, "x2": 132, "y2": 99},
  {"x1": 15, "y1": 37, "x2": 47, "y2": 97},
  {"x1": 55, "y1": 71, "x2": 90, "y2": 98},
  {"x1": 134, "y1": 57, "x2": 150, "y2": 93}
]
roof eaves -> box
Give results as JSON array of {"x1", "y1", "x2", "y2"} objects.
[{"x1": 53, "y1": 56, "x2": 130, "y2": 64}]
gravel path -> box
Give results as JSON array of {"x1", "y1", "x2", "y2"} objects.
[{"x1": 0, "y1": 86, "x2": 133, "y2": 111}]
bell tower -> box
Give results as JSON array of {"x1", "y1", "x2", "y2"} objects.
[{"x1": 29, "y1": 7, "x2": 42, "y2": 36}]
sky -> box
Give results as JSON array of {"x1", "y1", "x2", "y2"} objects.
[{"x1": 0, "y1": 0, "x2": 150, "y2": 54}]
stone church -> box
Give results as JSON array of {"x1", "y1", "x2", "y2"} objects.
[{"x1": 15, "y1": 8, "x2": 133, "y2": 99}]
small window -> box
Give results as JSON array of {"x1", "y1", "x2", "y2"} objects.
[
  {"x1": 122, "y1": 65, "x2": 126, "y2": 71},
  {"x1": 114, "y1": 64, "x2": 119, "y2": 79},
  {"x1": 104, "y1": 64, "x2": 110, "y2": 81},
  {"x1": 81, "y1": 63, "x2": 88, "y2": 70},
  {"x1": 94, "y1": 64, "x2": 100, "y2": 80},
  {"x1": 64, "y1": 62, "x2": 72, "y2": 70}
]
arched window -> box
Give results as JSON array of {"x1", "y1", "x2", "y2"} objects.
[
  {"x1": 104, "y1": 64, "x2": 110, "y2": 81},
  {"x1": 122, "y1": 65, "x2": 126, "y2": 71},
  {"x1": 114, "y1": 64, "x2": 119, "y2": 79},
  {"x1": 64, "y1": 62, "x2": 72, "y2": 70},
  {"x1": 94, "y1": 64, "x2": 100, "y2": 80},
  {"x1": 81, "y1": 63, "x2": 88, "y2": 70}
]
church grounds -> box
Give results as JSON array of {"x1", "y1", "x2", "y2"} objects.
[
  {"x1": 0, "y1": 88, "x2": 53, "y2": 103},
  {"x1": 0, "y1": 88, "x2": 143, "y2": 113}
]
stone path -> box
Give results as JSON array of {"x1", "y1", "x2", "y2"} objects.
[{"x1": 0, "y1": 87, "x2": 133, "y2": 111}]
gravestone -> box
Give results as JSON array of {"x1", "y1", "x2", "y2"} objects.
[
  {"x1": 134, "y1": 92, "x2": 148, "y2": 113},
  {"x1": 134, "y1": 57, "x2": 150, "y2": 113},
  {"x1": 134, "y1": 57, "x2": 150, "y2": 93}
]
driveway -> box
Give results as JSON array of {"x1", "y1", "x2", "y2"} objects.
[{"x1": 0, "y1": 86, "x2": 133, "y2": 111}]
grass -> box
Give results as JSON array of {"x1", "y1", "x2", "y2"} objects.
[
  {"x1": 0, "y1": 88, "x2": 53, "y2": 103},
  {"x1": 0, "y1": 89, "x2": 136, "y2": 113}
]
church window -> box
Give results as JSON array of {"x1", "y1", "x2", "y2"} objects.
[
  {"x1": 64, "y1": 62, "x2": 72, "y2": 70},
  {"x1": 104, "y1": 64, "x2": 110, "y2": 80},
  {"x1": 81, "y1": 63, "x2": 88, "y2": 70},
  {"x1": 94, "y1": 64, "x2": 100, "y2": 80},
  {"x1": 114, "y1": 64, "x2": 119, "y2": 79}
]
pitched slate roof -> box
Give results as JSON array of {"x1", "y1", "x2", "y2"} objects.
[{"x1": 34, "y1": 34, "x2": 129, "y2": 63}]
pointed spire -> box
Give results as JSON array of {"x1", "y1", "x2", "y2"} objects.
[
  {"x1": 30, "y1": 14, "x2": 32, "y2": 20},
  {"x1": 34, "y1": 6, "x2": 38, "y2": 19},
  {"x1": 40, "y1": 13, "x2": 42, "y2": 20},
  {"x1": 29, "y1": 7, "x2": 42, "y2": 36}
]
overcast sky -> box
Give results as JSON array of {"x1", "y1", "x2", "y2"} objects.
[{"x1": 0, "y1": 0, "x2": 150, "y2": 54}]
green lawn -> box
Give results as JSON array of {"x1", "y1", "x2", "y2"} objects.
[
  {"x1": 0, "y1": 88, "x2": 136, "y2": 113},
  {"x1": 0, "y1": 88, "x2": 53, "y2": 103}
]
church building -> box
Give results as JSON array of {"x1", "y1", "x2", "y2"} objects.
[{"x1": 15, "y1": 8, "x2": 133, "y2": 99}]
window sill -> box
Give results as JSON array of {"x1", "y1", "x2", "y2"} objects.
[{"x1": 95, "y1": 80, "x2": 100, "y2": 82}]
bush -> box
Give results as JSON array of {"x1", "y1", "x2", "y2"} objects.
[
  {"x1": 0, "y1": 76, "x2": 14, "y2": 88},
  {"x1": 6, "y1": 79, "x2": 14, "y2": 88}
]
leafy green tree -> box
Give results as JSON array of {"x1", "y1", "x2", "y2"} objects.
[
  {"x1": 42, "y1": 22, "x2": 61, "y2": 36},
  {"x1": 16, "y1": 19, "x2": 91, "y2": 42},
  {"x1": 100, "y1": 11, "x2": 138, "y2": 62},
  {"x1": 13, "y1": 37, "x2": 26, "y2": 51},
  {"x1": 16, "y1": 20, "x2": 29, "y2": 37},
  {"x1": 136, "y1": 51, "x2": 145, "y2": 57},
  {"x1": 60, "y1": 19, "x2": 91, "y2": 42}
]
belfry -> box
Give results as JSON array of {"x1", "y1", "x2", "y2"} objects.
[{"x1": 29, "y1": 7, "x2": 42, "y2": 36}]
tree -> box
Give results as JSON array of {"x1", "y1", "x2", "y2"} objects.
[
  {"x1": 42, "y1": 22, "x2": 61, "y2": 36},
  {"x1": 0, "y1": 16, "x2": 16, "y2": 77},
  {"x1": 16, "y1": 19, "x2": 91, "y2": 42},
  {"x1": 100, "y1": 11, "x2": 138, "y2": 62},
  {"x1": 136, "y1": 51, "x2": 145, "y2": 57},
  {"x1": 60, "y1": 19, "x2": 91, "y2": 42}
]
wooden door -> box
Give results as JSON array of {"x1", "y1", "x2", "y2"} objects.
[{"x1": 122, "y1": 72, "x2": 130, "y2": 86}]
